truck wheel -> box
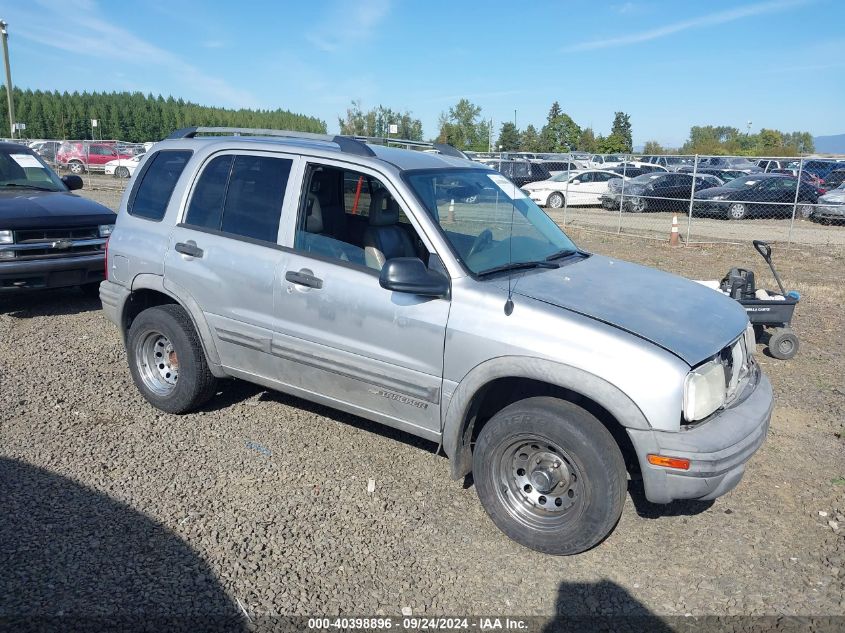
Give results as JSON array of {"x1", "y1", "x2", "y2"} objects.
[
  {"x1": 768, "y1": 328, "x2": 799, "y2": 360},
  {"x1": 126, "y1": 304, "x2": 218, "y2": 413},
  {"x1": 472, "y1": 396, "x2": 627, "y2": 555},
  {"x1": 69, "y1": 160, "x2": 85, "y2": 175}
]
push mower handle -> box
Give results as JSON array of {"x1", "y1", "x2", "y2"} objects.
[{"x1": 753, "y1": 239, "x2": 772, "y2": 261}]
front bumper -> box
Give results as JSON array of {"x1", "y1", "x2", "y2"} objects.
[
  {"x1": 812, "y1": 204, "x2": 845, "y2": 220},
  {"x1": 692, "y1": 201, "x2": 730, "y2": 215},
  {"x1": 0, "y1": 254, "x2": 105, "y2": 291},
  {"x1": 627, "y1": 370, "x2": 773, "y2": 504}
]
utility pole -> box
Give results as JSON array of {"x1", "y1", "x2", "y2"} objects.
[{"x1": 1, "y1": 20, "x2": 15, "y2": 139}]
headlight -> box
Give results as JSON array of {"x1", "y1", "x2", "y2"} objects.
[
  {"x1": 744, "y1": 323, "x2": 756, "y2": 356},
  {"x1": 0, "y1": 229, "x2": 12, "y2": 244},
  {"x1": 709, "y1": 194, "x2": 728, "y2": 201},
  {"x1": 683, "y1": 359, "x2": 726, "y2": 422},
  {"x1": 98, "y1": 224, "x2": 115, "y2": 237}
]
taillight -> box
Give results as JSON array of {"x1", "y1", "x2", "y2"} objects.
[{"x1": 104, "y1": 237, "x2": 109, "y2": 281}]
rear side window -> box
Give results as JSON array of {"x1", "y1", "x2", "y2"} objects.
[
  {"x1": 184, "y1": 154, "x2": 292, "y2": 243},
  {"x1": 128, "y1": 150, "x2": 192, "y2": 221}
]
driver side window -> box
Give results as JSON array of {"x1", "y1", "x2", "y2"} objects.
[{"x1": 294, "y1": 165, "x2": 425, "y2": 272}]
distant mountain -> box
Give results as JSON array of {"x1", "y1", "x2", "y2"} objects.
[{"x1": 813, "y1": 134, "x2": 845, "y2": 154}]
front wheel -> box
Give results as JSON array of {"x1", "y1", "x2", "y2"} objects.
[
  {"x1": 628, "y1": 197, "x2": 646, "y2": 213},
  {"x1": 473, "y1": 397, "x2": 627, "y2": 555},
  {"x1": 727, "y1": 203, "x2": 747, "y2": 220},
  {"x1": 126, "y1": 304, "x2": 218, "y2": 413},
  {"x1": 546, "y1": 192, "x2": 565, "y2": 209},
  {"x1": 798, "y1": 203, "x2": 813, "y2": 219}
]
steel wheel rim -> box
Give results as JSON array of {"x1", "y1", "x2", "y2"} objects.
[
  {"x1": 548, "y1": 193, "x2": 564, "y2": 209},
  {"x1": 493, "y1": 434, "x2": 585, "y2": 532},
  {"x1": 800, "y1": 204, "x2": 812, "y2": 218},
  {"x1": 135, "y1": 331, "x2": 179, "y2": 396},
  {"x1": 631, "y1": 197, "x2": 645, "y2": 212},
  {"x1": 729, "y1": 203, "x2": 745, "y2": 219}
]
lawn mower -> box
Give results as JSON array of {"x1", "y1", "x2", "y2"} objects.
[{"x1": 720, "y1": 240, "x2": 800, "y2": 360}]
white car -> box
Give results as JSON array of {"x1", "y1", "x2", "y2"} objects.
[
  {"x1": 104, "y1": 153, "x2": 145, "y2": 178},
  {"x1": 587, "y1": 154, "x2": 625, "y2": 169},
  {"x1": 523, "y1": 169, "x2": 621, "y2": 208}
]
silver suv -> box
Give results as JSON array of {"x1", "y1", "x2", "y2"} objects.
[{"x1": 100, "y1": 127, "x2": 773, "y2": 555}]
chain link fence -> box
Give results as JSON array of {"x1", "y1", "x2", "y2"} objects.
[{"x1": 493, "y1": 152, "x2": 845, "y2": 251}]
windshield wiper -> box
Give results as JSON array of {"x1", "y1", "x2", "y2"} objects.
[
  {"x1": 476, "y1": 260, "x2": 559, "y2": 277},
  {"x1": 544, "y1": 248, "x2": 582, "y2": 261},
  {"x1": 1, "y1": 183, "x2": 56, "y2": 192}
]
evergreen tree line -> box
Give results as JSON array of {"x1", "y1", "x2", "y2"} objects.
[{"x1": 0, "y1": 87, "x2": 327, "y2": 142}]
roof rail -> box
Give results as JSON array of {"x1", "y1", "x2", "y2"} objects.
[
  {"x1": 165, "y1": 127, "x2": 376, "y2": 157},
  {"x1": 349, "y1": 135, "x2": 469, "y2": 159}
]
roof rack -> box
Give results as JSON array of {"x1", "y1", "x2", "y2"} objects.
[
  {"x1": 166, "y1": 127, "x2": 376, "y2": 157},
  {"x1": 165, "y1": 127, "x2": 468, "y2": 160},
  {"x1": 349, "y1": 135, "x2": 468, "y2": 159}
]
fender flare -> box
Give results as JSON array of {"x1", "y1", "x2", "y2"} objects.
[
  {"x1": 441, "y1": 356, "x2": 651, "y2": 479},
  {"x1": 129, "y1": 273, "x2": 224, "y2": 374}
]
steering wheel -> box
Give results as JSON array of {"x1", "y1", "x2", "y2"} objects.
[{"x1": 467, "y1": 228, "x2": 493, "y2": 260}]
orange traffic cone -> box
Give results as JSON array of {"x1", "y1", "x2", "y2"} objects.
[{"x1": 670, "y1": 214, "x2": 680, "y2": 246}]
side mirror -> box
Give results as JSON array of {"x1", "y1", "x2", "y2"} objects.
[
  {"x1": 62, "y1": 175, "x2": 83, "y2": 191},
  {"x1": 379, "y1": 257, "x2": 449, "y2": 298},
  {"x1": 571, "y1": 179, "x2": 580, "y2": 185}
]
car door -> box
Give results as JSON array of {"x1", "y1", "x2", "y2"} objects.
[
  {"x1": 272, "y1": 160, "x2": 450, "y2": 438},
  {"x1": 164, "y1": 150, "x2": 300, "y2": 375},
  {"x1": 568, "y1": 171, "x2": 592, "y2": 205},
  {"x1": 587, "y1": 172, "x2": 613, "y2": 204}
]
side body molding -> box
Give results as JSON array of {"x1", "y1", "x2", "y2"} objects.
[{"x1": 441, "y1": 356, "x2": 651, "y2": 479}]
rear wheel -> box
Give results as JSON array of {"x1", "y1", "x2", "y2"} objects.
[
  {"x1": 68, "y1": 160, "x2": 85, "y2": 175},
  {"x1": 727, "y1": 203, "x2": 747, "y2": 220},
  {"x1": 116, "y1": 166, "x2": 130, "y2": 178},
  {"x1": 126, "y1": 304, "x2": 218, "y2": 413},
  {"x1": 472, "y1": 397, "x2": 627, "y2": 555},
  {"x1": 547, "y1": 192, "x2": 565, "y2": 209},
  {"x1": 768, "y1": 328, "x2": 799, "y2": 360}
]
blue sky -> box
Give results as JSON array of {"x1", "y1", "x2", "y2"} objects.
[{"x1": 3, "y1": 0, "x2": 843, "y2": 147}]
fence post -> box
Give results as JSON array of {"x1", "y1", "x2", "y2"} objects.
[
  {"x1": 562, "y1": 157, "x2": 570, "y2": 227},
  {"x1": 786, "y1": 156, "x2": 804, "y2": 250},
  {"x1": 685, "y1": 154, "x2": 699, "y2": 245},
  {"x1": 617, "y1": 160, "x2": 628, "y2": 234}
]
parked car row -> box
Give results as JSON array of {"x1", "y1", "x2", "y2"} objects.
[{"x1": 23, "y1": 139, "x2": 157, "y2": 175}]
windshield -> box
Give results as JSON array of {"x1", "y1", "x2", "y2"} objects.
[
  {"x1": 629, "y1": 174, "x2": 662, "y2": 184},
  {"x1": 0, "y1": 149, "x2": 66, "y2": 192},
  {"x1": 723, "y1": 177, "x2": 762, "y2": 189},
  {"x1": 549, "y1": 172, "x2": 575, "y2": 182},
  {"x1": 405, "y1": 169, "x2": 577, "y2": 275}
]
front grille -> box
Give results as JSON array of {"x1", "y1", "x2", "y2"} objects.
[
  {"x1": 7, "y1": 226, "x2": 104, "y2": 261},
  {"x1": 14, "y1": 227, "x2": 98, "y2": 243}
]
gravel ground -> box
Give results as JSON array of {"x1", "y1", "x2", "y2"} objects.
[{"x1": 1, "y1": 220, "x2": 843, "y2": 626}]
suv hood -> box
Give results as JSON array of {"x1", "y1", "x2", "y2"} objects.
[
  {"x1": 0, "y1": 190, "x2": 116, "y2": 230},
  {"x1": 511, "y1": 254, "x2": 747, "y2": 366}
]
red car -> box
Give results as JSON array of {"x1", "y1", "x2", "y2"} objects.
[{"x1": 56, "y1": 142, "x2": 135, "y2": 174}]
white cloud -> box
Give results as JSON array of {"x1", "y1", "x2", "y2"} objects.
[
  {"x1": 563, "y1": 0, "x2": 810, "y2": 52},
  {"x1": 10, "y1": 0, "x2": 257, "y2": 107},
  {"x1": 306, "y1": 0, "x2": 392, "y2": 52}
]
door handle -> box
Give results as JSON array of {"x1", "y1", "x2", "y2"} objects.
[
  {"x1": 285, "y1": 269, "x2": 323, "y2": 289},
  {"x1": 175, "y1": 241, "x2": 203, "y2": 258}
]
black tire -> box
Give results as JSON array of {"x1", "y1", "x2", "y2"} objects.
[
  {"x1": 768, "y1": 328, "x2": 799, "y2": 360},
  {"x1": 126, "y1": 304, "x2": 218, "y2": 413},
  {"x1": 727, "y1": 203, "x2": 747, "y2": 220},
  {"x1": 628, "y1": 197, "x2": 646, "y2": 213},
  {"x1": 473, "y1": 396, "x2": 627, "y2": 555},
  {"x1": 546, "y1": 192, "x2": 565, "y2": 209},
  {"x1": 116, "y1": 166, "x2": 130, "y2": 178}
]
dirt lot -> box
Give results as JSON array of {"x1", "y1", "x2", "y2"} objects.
[{"x1": 1, "y1": 217, "x2": 843, "y2": 626}]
